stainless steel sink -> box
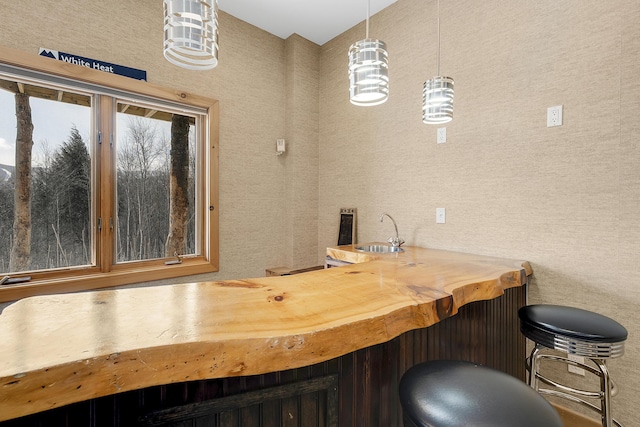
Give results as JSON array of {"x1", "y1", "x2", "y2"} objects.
[{"x1": 355, "y1": 244, "x2": 404, "y2": 253}]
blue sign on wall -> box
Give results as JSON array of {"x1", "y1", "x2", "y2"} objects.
[{"x1": 39, "y1": 48, "x2": 147, "y2": 81}]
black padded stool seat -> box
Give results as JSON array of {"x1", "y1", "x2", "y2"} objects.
[
  {"x1": 399, "y1": 360, "x2": 563, "y2": 427},
  {"x1": 519, "y1": 305, "x2": 627, "y2": 357}
]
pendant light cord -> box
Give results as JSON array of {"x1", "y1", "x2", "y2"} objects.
[
  {"x1": 436, "y1": 0, "x2": 441, "y2": 76},
  {"x1": 366, "y1": 0, "x2": 370, "y2": 38}
]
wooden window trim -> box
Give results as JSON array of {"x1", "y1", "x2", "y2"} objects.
[{"x1": 0, "y1": 46, "x2": 219, "y2": 303}]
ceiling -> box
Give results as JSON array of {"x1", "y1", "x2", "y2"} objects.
[{"x1": 217, "y1": 0, "x2": 398, "y2": 46}]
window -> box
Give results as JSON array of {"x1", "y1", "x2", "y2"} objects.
[
  {"x1": 114, "y1": 103, "x2": 199, "y2": 264},
  {"x1": 0, "y1": 47, "x2": 219, "y2": 302}
]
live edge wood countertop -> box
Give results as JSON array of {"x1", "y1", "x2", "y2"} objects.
[{"x1": 0, "y1": 245, "x2": 532, "y2": 421}]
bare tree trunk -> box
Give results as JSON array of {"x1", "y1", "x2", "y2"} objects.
[
  {"x1": 50, "y1": 223, "x2": 69, "y2": 267},
  {"x1": 137, "y1": 191, "x2": 144, "y2": 260},
  {"x1": 165, "y1": 115, "x2": 190, "y2": 257},
  {"x1": 124, "y1": 188, "x2": 130, "y2": 261},
  {"x1": 9, "y1": 93, "x2": 33, "y2": 272}
]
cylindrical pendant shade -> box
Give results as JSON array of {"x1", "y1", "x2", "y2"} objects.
[
  {"x1": 164, "y1": 0, "x2": 219, "y2": 70},
  {"x1": 349, "y1": 38, "x2": 389, "y2": 106},
  {"x1": 422, "y1": 76, "x2": 454, "y2": 124}
]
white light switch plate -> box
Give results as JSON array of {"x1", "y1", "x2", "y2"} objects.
[
  {"x1": 437, "y1": 127, "x2": 446, "y2": 144},
  {"x1": 436, "y1": 208, "x2": 446, "y2": 224}
]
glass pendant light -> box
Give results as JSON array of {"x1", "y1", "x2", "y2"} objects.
[
  {"x1": 163, "y1": 0, "x2": 219, "y2": 70},
  {"x1": 348, "y1": 0, "x2": 389, "y2": 106},
  {"x1": 423, "y1": 0, "x2": 453, "y2": 124}
]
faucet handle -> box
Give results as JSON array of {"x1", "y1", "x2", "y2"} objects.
[{"x1": 388, "y1": 236, "x2": 405, "y2": 247}]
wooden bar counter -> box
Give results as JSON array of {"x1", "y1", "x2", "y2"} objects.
[{"x1": 0, "y1": 245, "x2": 531, "y2": 425}]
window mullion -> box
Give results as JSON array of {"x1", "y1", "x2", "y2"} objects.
[{"x1": 96, "y1": 95, "x2": 115, "y2": 272}]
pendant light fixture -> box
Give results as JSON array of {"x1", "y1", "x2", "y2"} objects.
[
  {"x1": 348, "y1": 0, "x2": 389, "y2": 106},
  {"x1": 423, "y1": 0, "x2": 454, "y2": 124},
  {"x1": 163, "y1": 0, "x2": 219, "y2": 70}
]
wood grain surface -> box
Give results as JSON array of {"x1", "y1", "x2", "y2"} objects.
[{"x1": 0, "y1": 245, "x2": 530, "y2": 421}]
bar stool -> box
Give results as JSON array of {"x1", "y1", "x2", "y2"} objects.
[
  {"x1": 518, "y1": 304, "x2": 628, "y2": 427},
  {"x1": 399, "y1": 360, "x2": 563, "y2": 427}
]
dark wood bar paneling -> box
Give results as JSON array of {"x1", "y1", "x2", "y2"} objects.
[{"x1": 1, "y1": 285, "x2": 525, "y2": 427}]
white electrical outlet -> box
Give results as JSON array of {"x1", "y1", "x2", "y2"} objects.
[
  {"x1": 567, "y1": 354, "x2": 585, "y2": 376},
  {"x1": 547, "y1": 105, "x2": 563, "y2": 127},
  {"x1": 437, "y1": 127, "x2": 447, "y2": 144},
  {"x1": 436, "y1": 208, "x2": 446, "y2": 224}
]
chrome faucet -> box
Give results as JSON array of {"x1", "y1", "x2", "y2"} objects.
[{"x1": 380, "y1": 213, "x2": 404, "y2": 247}]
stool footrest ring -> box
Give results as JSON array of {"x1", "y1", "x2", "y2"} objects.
[
  {"x1": 531, "y1": 353, "x2": 619, "y2": 398},
  {"x1": 526, "y1": 344, "x2": 623, "y2": 427},
  {"x1": 536, "y1": 372, "x2": 602, "y2": 399}
]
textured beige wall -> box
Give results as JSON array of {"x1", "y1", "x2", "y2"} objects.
[
  {"x1": 1, "y1": 0, "x2": 638, "y2": 424},
  {"x1": 318, "y1": 0, "x2": 639, "y2": 423},
  {"x1": 0, "y1": 0, "x2": 291, "y2": 280},
  {"x1": 284, "y1": 35, "x2": 320, "y2": 269}
]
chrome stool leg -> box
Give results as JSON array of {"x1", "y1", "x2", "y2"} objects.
[
  {"x1": 594, "y1": 358, "x2": 617, "y2": 427},
  {"x1": 525, "y1": 345, "x2": 623, "y2": 427},
  {"x1": 527, "y1": 343, "x2": 543, "y2": 389}
]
